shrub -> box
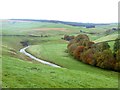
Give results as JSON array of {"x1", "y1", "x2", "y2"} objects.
[
  {"x1": 74, "y1": 34, "x2": 90, "y2": 43},
  {"x1": 87, "y1": 41, "x2": 95, "y2": 48},
  {"x1": 115, "y1": 49, "x2": 120, "y2": 61},
  {"x1": 67, "y1": 34, "x2": 90, "y2": 48},
  {"x1": 64, "y1": 35, "x2": 74, "y2": 41},
  {"x1": 67, "y1": 34, "x2": 118, "y2": 71},
  {"x1": 94, "y1": 42, "x2": 110, "y2": 52},
  {"x1": 114, "y1": 39, "x2": 120, "y2": 53},
  {"x1": 114, "y1": 62, "x2": 120, "y2": 71},
  {"x1": 73, "y1": 46, "x2": 84, "y2": 59},
  {"x1": 67, "y1": 39, "x2": 74, "y2": 48},
  {"x1": 68, "y1": 43, "x2": 78, "y2": 55},
  {"x1": 96, "y1": 49, "x2": 115, "y2": 69},
  {"x1": 80, "y1": 48, "x2": 96, "y2": 65}
]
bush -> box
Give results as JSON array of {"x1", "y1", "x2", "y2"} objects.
[
  {"x1": 96, "y1": 49, "x2": 115, "y2": 69},
  {"x1": 67, "y1": 34, "x2": 119, "y2": 71},
  {"x1": 68, "y1": 43, "x2": 78, "y2": 55},
  {"x1": 116, "y1": 49, "x2": 120, "y2": 61},
  {"x1": 114, "y1": 62, "x2": 120, "y2": 71},
  {"x1": 64, "y1": 35, "x2": 74, "y2": 41},
  {"x1": 114, "y1": 39, "x2": 120, "y2": 53},
  {"x1": 67, "y1": 40, "x2": 74, "y2": 48},
  {"x1": 87, "y1": 41, "x2": 95, "y2": 48},
  {"x1": 67, "y1": 34, "x2": 90, "y2": 48},
  {"x1": 74, "y1": 34, "x2": 90, "y2": 43},
  {"x1": 73, "y1": 46, "x2": 84, "y2": 59},
  {"x1": 94, "y1": 42, "x2": 110, "y2": 52},
  {"x1": 80, "y1": 48, "x2": 96, "y2": 65}
]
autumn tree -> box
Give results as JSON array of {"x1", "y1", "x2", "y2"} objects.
[
  {"x1": 67, "y1": 34, "x2": 118, "y2": 71},
  {"x1": 96, "y1": 49, "x2": 115, "y2": 69},
  {"x1": 64, "y1": 35, "x2": 75, "y2": 41},
  {"x1": 115, "y1": 49, "x2": 120, "y2": 61},
  {"x1": 114, "y1": 62, "x2": 120, "y2": 71},
  {"x1": 87, "y1": 41, "x2": 95, "y2": 48},
  {"x1": 80, "y1": 48, "x2": 96, "y2": 65},
  {"x1": 68, "y1": 43, "x2": 78, "y2": 55},
  {"x1": 94, "y1": 42, "x2": 110, "y2": 52},
  {"x1": 114, "y1": 39, "x2": 120, "y2": 53},
  {"x1": 73, "y1": 46, "x2": 84, "y2": 59},
  {"x1": 72, "y1": 34, "x2": 90, "y2": 43}
]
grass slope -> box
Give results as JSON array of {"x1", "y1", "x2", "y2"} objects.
[
  {"x1": 94, "y1": 34, "x2": 119, "y2": 51},
  {"x1": 26, "y1": 42, "x2": 118, "y2": 87},
  {"x1": 94, "y1": 34, "x2": 118, "y2": 43},
  {"x1": 2, "y1": 36, "x2": 119, "y2": 88},
  {"x1": 2, "y1": 20, "x2": 117, "y2": 37},
  {"x1": 2, "y1": 20, "x2": 119, "y2": 88},
  {"x1": 2, "y1": 55, "x2": 118, "y2": 88}
]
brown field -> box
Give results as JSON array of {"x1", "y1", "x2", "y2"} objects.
[{"x1": 32, "y1": 28, "x2": 68, "y2": 32}]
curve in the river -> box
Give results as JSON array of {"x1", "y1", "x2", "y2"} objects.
[{"x1": 20, "y1": 46, "x2": 61, "y2": 68}]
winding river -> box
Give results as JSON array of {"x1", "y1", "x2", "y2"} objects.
[{"x1": 20, "y1": 46, "x2": 61, "y2": 68}]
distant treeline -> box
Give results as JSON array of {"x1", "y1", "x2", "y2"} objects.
[
  {"x1": 10, "y1": 19, "x2": 110, "y2": 27},
  {"x1": 104, "y1": 28, "x2": 120, "y2": 35},
  {"x1": 80, "y1": 27, "x2": 119, "y2": 35},
  {"x1": 67, "y1": 34, "x2": 120, "y2": 72}
]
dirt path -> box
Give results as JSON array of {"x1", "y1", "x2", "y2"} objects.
[{"x1": 20, "y1": 46, "x2": 61, "y2": 68}]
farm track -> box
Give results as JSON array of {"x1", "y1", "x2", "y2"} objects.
[{"x1": 20, "y1": 46, "x2": 61, "y2": 68}]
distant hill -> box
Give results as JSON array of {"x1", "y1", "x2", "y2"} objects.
[{"x1": 10, "y1": 19, "x2": 110, "y2": 27}]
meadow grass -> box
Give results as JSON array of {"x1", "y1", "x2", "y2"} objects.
[
  {"x1": 94, "y1": 34, "x2": 118, "y2": 43},
  {"x1": 93, "y1": 34, "x2": 118, "y2": 51},
  {"x1": 2, "y1": 35, "x2": 119, "y2": 88},
  {"x1": 2, "y1": 20, "x2": 117, "y2": 36},
  {"x1": 26, "y1": 41, "x2": 118, "y2": 87},
  {"x1": 2, "y1": 55, "x2": 118, "y2": 88},
  {"x1": 2, "y1": 20, "x2": 119, "y2": 88}
]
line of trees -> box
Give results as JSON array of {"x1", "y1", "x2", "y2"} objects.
[
  {"x1": 62, "y1": 35, "x2": 75, "y2": 41},
  {"x1": 67, "y1": 34, "x2": 120, "y2": 71}
]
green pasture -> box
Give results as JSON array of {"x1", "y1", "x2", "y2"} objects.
[{"x1": 1, "y1": 20, "x2": 119, "y2": 88}]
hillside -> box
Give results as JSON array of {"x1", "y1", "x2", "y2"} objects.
[
  {"x1": 1, "y1": 19, "x2": 119, "y2": 88},
  {"x1": 94, "y1": 34, "x2": 119, "y2": 43}
]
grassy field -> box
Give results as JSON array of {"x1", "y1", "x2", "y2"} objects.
[
  {"x1": 94, "y1": 34, "x2": 118, "y2": 43},
  {"x1": 1, "y1": 20, "x2": 119, "y2": 88},
  {"x1": 2, "y1": 20, "x2": 117, "y2": 36},
  {"x1": 3, "y1": 55, "x2": 118, "y2": 88},
  {"x1": 94, "y1": 34, "x2": 118, "y2": 51},
  {"x1": 3, "y1": 37, "x2": 118, "y2": 88}
]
